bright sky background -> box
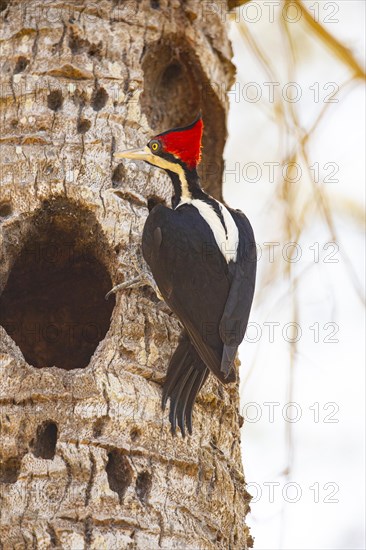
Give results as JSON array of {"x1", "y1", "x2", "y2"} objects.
[{"x1": 224, "y1": 2, "x2": 365, "y2": 549}]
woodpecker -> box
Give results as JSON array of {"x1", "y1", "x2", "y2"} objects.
[{"x1": 114, "y1": 114, "x2": 256, "y2": 436}]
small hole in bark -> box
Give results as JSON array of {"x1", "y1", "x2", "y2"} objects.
[
  {"x1": 0, "y1": 456, "x2": 21, "y2": 484},
  {"x1": 150, "y1": 0, "x2": 160, "y2": 8},
  {"x1": 141, "y1": 38, "x2": 226, "y2": 199},
  {"x1": 88, "y1": 41, "x2": 103, "y2": 59},
  {"x1": 32, "y1": 421, "x2": 58, "y2": 460},
  {"x1": 93, "y1": 416, "x2": 108, "y2": 437},
  {"x1": 73, "y1": 89, "x2": 87, "y2": 108},
  {"x1": 42, "y1": 163, "x2": 54, "y2": 176},
  {"x1": 91, "y1": 87, "x2": 108, "y2": 111},
  {"x1": 0, "y1": 199, "x2": 115, "y2": 370},
  {"x1": 77, "y1": 118, "x2": 91, "y2": 134},
  {"x1": 0, "y1": 0, "x2": 9, "y2": 12},
  {"x1": 106, "y1": 450, "x2": 133, "y2": 503},
  {"x1": 112, "y1": 163, "x2": 126, "y2": 187},
  {"x1": 69, "y1": 30, "x2": 89, "y2": 55},
  {"x1": 14, "y1": 56, "x2": 29, "y2": 74},
  {"x1": 136, "y1": 471, "x2": 152, "y2": 503},
  {"x1": 130, "y1": 428, "x2": 141, "y2": 441},
  {"x1": 0, "y1": 202, "x2": 12, "y2": 218},
  {"x1": 47, "y1": 90, "x2": 63, "y2": 112}
]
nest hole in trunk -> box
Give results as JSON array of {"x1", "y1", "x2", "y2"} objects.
[
  {"x1": 140, "y1": 36, "x2": 227, "y2": 200},
  {"x1": 0, "y1": 199, "x2": 116, "y2": 370}
]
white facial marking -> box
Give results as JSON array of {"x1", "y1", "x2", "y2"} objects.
[
  {"x1": 148, "y1": 155, "x2": 191, "y2": 201},
  {"x1": 178, "y1": 198, "x2": 239, "y2": 263}
]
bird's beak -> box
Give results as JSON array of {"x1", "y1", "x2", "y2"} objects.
[{"x1": 114, "y1": 145, "x2": 151, "y2": 161}]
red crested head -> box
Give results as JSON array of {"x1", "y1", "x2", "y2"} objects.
[{"x1": 155, "y1": 115, "x2": 203, "y2": 170}]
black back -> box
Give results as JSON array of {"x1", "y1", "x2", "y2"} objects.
[{"x1": 142, "y1": 202, "x2": 256, "y2": 385}]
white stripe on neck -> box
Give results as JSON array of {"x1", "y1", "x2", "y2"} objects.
[
  {"x1": 177, "y1": 197, "x2": 239, "y2": 263},
  {"x1": 150, "y1": 155, "x2": 239, "y2": 263},
  {"x1": 149, "y1": 156, "x2": 191, "y2": 201}
]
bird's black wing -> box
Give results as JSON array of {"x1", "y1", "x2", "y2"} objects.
[
  {"x1": 142, "y1": 203, "x2": 235, "y2": 385},
  {"x1": 219, "y1": 208, "x2": 257, "y2": 376}
]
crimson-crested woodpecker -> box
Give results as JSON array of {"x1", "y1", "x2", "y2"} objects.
[{"x1": 114, "y1": 114, "x2": 256, "y2": 436}]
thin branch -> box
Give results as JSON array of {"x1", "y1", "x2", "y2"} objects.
[{"x1": 291, "y1": 0, "x2": 366, "y2": 80}]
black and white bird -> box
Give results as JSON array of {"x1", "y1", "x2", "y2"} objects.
[{"x1": 113, "y1": 114, "x2": 256, "y2": 436}]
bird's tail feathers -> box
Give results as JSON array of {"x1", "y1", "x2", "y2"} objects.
[{"x1": 162, "y1": 332, "x2": 208, "y2": 437}]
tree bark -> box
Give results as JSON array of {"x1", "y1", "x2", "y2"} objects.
[{"x1": 0, "y1": 1, "x2": 252, "y2": 548}]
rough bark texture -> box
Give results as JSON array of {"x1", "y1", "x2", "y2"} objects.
[{"x1": 0, "y1": 1, "x2": 252, "y2": 548}]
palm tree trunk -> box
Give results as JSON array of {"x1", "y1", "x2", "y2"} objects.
[{"x1": 0, "y1": 1, "x2": 252, "y2": 548}]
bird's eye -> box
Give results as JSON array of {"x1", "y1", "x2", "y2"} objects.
[{"x1": 150, "y1": 140, "x2": 160, "y2": 152}]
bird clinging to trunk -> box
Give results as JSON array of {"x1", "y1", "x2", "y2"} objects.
[{"x1": 112, "y1": 114, "x2": 257, "y2": 436}]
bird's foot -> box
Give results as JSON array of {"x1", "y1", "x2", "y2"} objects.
[
  {"x1": 105, "y1": 276, "x2": 141, "y2": 300},
  {"x1": 220, "y1": 361, "x2": 233, "y2": 380},
  {"x1": 105, "y1": 270, "x2": 163, "y2": 301},
  {"x1": 105, "y1": 246, "x2": 164, "y2": 301},
  {"x1": 137, "y1": 269, "x2": 164, "y2": 300}
]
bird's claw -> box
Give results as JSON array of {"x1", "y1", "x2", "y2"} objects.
[
  {"x1": 105, "y1": 276, "x2": 141, "y2": 300},
  {"x1": 105, "y1": 267, "x2": 163, "y2": 301},
  {"x1": 220, "y1": 362, "x2": 233, "y2": 379}
]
